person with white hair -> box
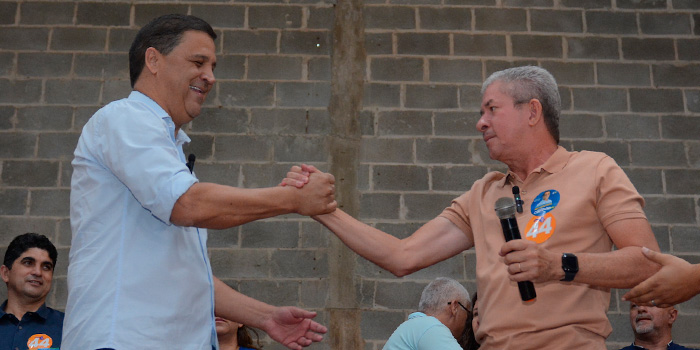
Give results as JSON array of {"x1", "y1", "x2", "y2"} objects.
[
  {"x1": 285, "y1": 65, "x2": 661, "y2": 349},
  {"x1": 383, "y1": 277, "x2": 471, "y2": 350}
]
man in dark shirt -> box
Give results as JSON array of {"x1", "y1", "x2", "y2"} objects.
[
  {"x1": 0, "y1": 233, "x2": 63, "y2": 350},
  {"x1": 619, "y1": 302, "x2": 698, "y2": 350}
]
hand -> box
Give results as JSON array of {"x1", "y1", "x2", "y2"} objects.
[
  {"x1": 295, "y1": 171, "x2": 337, "y2": 216},
  {"x1": 280, "y1": 164, "x2": 319, "y2": 188},
  {"x1": 622, "y1": 247, "x2": 700, "y2": 307},
  {"x1": 262, "y1": 306, "x2": 328, "y2": 350},
  {"x1": 499, "y1": 239, "x2": 561, "y2": 283}
]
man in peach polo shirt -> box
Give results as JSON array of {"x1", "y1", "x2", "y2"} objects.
[{"x1": 286, "y1": 66, "x2": 661, "y2": 349}]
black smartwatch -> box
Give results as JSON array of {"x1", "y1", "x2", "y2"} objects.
[{"x1": 561, "y1": 253, "x2": 578, "y2": 282}]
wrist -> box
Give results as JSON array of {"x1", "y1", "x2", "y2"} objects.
[{"x1": 561, "y1": 253, "x2": 579, "y2": 282}]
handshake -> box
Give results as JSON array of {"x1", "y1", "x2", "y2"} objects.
[{"x1": 280, "y1": 164, "x2": 338, "y2": 217}]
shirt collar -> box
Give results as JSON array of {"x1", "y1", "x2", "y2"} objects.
[
  {"x1": 497, "y1": 145, "x2": 570, "y2": 188},
  {"x1": 0, "y1": 300, "x2": 49, "y2": 321},
  {"x1": 630, "y1": 340, "x2": 678, "y2": 349},
  {"x1": 128, "y1": 91, "x2": 191, "y2": 146}
]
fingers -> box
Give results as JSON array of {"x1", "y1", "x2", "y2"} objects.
[
  {"x1": 307, "y1": 319, "x2": 328, "y2": 334},
  {"x1": 622, "y1": 277, "x2": 657, "y2": 302},
  {"x1": 509, "y1": 262, "x2": 526, "y2": 275},
  {"x1": 306, "y1": 329, "x2": 326, "y2": 341},
  {"x1": 301, "y1": 164, "x2": 320, "y2": 173},
  {"x1": 499, "y1": 239, "x2": 529, "y2": 257}
]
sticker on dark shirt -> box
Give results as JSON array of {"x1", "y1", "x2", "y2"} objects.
[{"x1": 27, "y1": 333, "x2": 53, "y2": 349}]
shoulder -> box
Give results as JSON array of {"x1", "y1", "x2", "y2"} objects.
[
  {"x1": 571, "y1": 150, "x2": 617, "y2": 167},
  {"x1": 44, "y1": 306, "x2": 65, "y2": 322},
  {"x1": 466, "y1": 171, "x2": 505, "y2": 194},
  {"x1": 669, "y1": 342, "x2": 700, "y2": 350},
  {"x1": 95, "y1": 97, "x2": 160, "y2": 125}
]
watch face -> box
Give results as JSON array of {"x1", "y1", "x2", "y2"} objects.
[{"x1": 562, "y1": 254, "x2": 578, "y2": 271}]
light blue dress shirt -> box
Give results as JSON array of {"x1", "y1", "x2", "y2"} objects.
[
  {"x1": 383, "y1": 312, "x2": 462, "y2": 350},
  {"x1": 64, "y1": 91, "x2": 217, "y2": 349}
]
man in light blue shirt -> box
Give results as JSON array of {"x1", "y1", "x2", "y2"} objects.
[
  {"x1": 384, "y1": 277, "x2": 471, "y2": 350},
  {"x1": 64, "y1": 14, "x2": 336, "y2": 350}
]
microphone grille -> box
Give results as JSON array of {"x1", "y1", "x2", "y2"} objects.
[{"x1": 494, "y1": 197, "x2": 517, "y2": 219}]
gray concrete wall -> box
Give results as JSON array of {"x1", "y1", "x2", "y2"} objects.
[{"x1": 1, "y1": 1, "x2": 699, "y2": 349}]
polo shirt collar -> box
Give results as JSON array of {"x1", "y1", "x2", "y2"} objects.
[
  {"x1": 498, "y1": 145, "x2": 570, "y2": 188},
  {"x1": 0, "y1": 300, "x2": 49, "y2": 321},
  {"x1": 630, "y1": 340, "x2": 678, "y2": 349}
]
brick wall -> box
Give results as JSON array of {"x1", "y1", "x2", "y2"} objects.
[{"x1": 1, "y1": 1, "x2": 699, "y2": 349}]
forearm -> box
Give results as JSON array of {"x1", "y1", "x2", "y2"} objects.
[
  {"x1": 171, "y1": 182, "x2": 298, "y2": 229},
  {"x1": 314, "y1": 209, "x2": 410, "y2": 276},
  {"x1": 214, "y1": 277, "x2": 274, "y2": 329},
  {"x1": 572, "y1": 246, "x2": 660, "y2": 288},
  {"x1": 314, "y1": 210, "x2": 470, "y2": 277}
]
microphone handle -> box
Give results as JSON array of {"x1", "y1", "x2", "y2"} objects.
[{"x1": 500, "y1": 217, "x2": 537, "y2": 302}]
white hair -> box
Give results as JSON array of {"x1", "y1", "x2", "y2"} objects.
[
  {"x1": 418, "y1": 277, "x2": 470, "y2": 314},
  {"x1": 482, "y1": 65, "x2": 561, "y2": 143}
]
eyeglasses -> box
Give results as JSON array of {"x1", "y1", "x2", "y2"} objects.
[{"x1": 448, "y1": 301, "x2": 469, "y2": 312}]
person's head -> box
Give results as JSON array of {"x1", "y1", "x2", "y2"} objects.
[
  {"x1": 129, "y1": 14, "x2": 217, "y2": 129},
  {"x1": 477, "y1": 66, "x2": 560, "y2": 163},
  {"x1": 418, "y1": 277, "x2": 471, "y2": 338},
  {"x1": 1, "y1": 233, "x2": 58, "y2": 303},
  {"x1": 459, "y1": 291, "x2": 480, "y2": 350},
  {"x1": 629, "y1": 302, "x2": 677, "y2": 343},
  {"x1": 215, "y1": 316, "x2": 262, "y2": 350},
  {"x1": 542, "y1": 190, "x2": 550, "y2": 201},
  {"x1": 480, "y1": 66, "x2": 560, "y2": 143},
  {"x1": 471, "y1": 292, "x2": 479, "y2": 338}
]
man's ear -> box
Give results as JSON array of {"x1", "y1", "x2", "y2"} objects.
[
  {"x1": 0, "y1": 265, "x2": 10, "y2": 284},
  {"x1": 144, "y1": 47, "x2": 161, "y2": 75},
  {"x1": 527, "y1": 98, "x2": 543, "y2": 127},
  {"x1": 448, "y1": 300, "x2": 459, "y2": 316},
  {"x1": 668, "y1": 307, "x2": 678, "y2": 325}
]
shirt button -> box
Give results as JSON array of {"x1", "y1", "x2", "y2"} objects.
[{"x1": 18, "y1": 326, "x2": 22, "y2": 329}]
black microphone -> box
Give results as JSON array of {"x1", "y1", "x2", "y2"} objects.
[
  {"x1": 512, "y1": 186, "x2": 524, "y2": 213},
  {"x1": 186, "y1": 153, "x2": 196, "y2": 174},
  {"x1": 495, "y1": 197, "x2": 536, "y2": 303}
]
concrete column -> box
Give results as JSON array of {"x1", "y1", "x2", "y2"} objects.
[{"x1": 327, "y1": 0, "x2": 365, "y2": 349}]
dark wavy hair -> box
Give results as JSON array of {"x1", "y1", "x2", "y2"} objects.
[
  {"x1": 2, "y1": 233, "x2": 57, "y2": 269},
  {"x1": 459, "y1": 292, "x2": 479, "y2": 350},
  {"x1": 238, "y1": 325, "x2": 263, "y2": 349},
  {"x1": 129, "y1": 14, "x2": 216, "y2": 87}
]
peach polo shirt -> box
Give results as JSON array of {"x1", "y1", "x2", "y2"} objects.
[{"x1": 440, "y1": 146, "x2": 647, "y2": 350}]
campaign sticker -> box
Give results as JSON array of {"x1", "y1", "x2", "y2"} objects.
[
  {"x1": 531, "y1": 189, "x2": 560, "y2": 216},
  {"x1": 524, "y1": 213, "x2": 556, "y2": 244},
  {"x1": 27, "y1": 334, "x2": 53, "y2": 349}
]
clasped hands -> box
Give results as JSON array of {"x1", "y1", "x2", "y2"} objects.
[{"x1": 282, "y1": 164, "x2": 337, "y2": 216}]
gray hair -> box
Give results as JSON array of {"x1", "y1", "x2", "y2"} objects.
[
  {"x1": 418, "y1": 277, "x2": 470, "y2": 315},
  {"x1": 482, "y1": 66, "x2": 561, "y2": 144}
]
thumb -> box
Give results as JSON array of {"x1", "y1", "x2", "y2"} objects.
[
  {"x1": 301, "y1": 164, "x2": 320, "y2": 173},
  {"x1": 641, "y1": 247, "x2": 668, "y2": 265},
  {"x1": 288, "y1": 307, "x2": 316, "y2": 319}
]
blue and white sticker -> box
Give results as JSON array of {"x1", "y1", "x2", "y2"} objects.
[{"x1": 531, "y1": 189, "x2": 560, "y2": 216}]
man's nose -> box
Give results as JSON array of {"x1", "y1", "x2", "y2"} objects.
[
  {"x1": 203, "y1": 67, "x2": 216, "y2": 86},
  {"x1": 476, "y1": 114, "x2": 488, "y2": 132}
]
